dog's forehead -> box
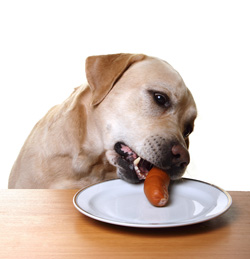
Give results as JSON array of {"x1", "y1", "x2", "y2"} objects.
[
  {"x1": 127, "y1": 57, "x2": 191, "y2": 102},
  {"x1": 129, "y1": 57, "x2": 184, "y2": 92}
]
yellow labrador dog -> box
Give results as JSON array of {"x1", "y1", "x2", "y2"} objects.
[{"x1": 8, "y1": 54, "x2": 197, "y2": 189}]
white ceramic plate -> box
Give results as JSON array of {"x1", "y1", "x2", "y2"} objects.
[{"x1": 73, "y1": 178, "x2": 232, "y2": 228}]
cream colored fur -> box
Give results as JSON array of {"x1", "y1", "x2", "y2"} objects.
[{"x1": 8, "y1": 54, "x2": 196, "y2": 189}]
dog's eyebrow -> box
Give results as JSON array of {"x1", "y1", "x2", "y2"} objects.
[
  {"x1": 187, "y1": 113, "x2": 197, "y2": 126},
  {"x1": 190, "y1": 109, "x2": 197, "y2": 119},
  {"x1": 182, "y1": 106, "x2": 197, "y2": 124}
]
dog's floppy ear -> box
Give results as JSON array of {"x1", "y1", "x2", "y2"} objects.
[{"x1": 85, "y1": 53, "x2": 146, "y2": 106}]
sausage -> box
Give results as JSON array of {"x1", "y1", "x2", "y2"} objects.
[{"x1": 144, "y1": 167, "x2": 170, "y2": 207}]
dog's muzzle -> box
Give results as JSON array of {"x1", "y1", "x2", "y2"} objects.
[{"x1": 114, "y1": 140, "x2": 190, "y2": 183}]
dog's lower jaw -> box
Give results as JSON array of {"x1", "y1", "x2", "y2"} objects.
[
  {"x1": 105, "y1": 150, "x2": 140, "y2": 183},
  {"x1": 117, "y1": 168, "x2": 141, "y2": 184}
]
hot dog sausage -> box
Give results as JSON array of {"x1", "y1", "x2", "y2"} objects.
[{"x1": 144, "y1": 167, "x2": 170, "y2": 207}]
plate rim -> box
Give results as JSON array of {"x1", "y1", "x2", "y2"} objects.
[{"x1": 73, "y1": 178, "x2": 232, "y2": 228}]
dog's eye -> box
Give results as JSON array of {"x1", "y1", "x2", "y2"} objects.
[
  {"x1": 153, "y1": 93, "x2": 170, "y2": 107},
  {"x1": 183, "y1": 125, "x2": 193, "y2": 138}
]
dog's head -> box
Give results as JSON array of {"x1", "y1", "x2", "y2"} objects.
[{"x1": 86, "y1": 53, "x2": 197, "y2": 183}]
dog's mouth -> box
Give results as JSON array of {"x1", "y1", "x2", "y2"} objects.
[{"x1": 114, "y1": 142, "x2": 153, "y2": 181}]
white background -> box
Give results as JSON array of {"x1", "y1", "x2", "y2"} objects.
[{"x1": 0, "y1": 0, "x2": 249, "y2": 190}]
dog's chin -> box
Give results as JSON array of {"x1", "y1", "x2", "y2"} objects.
[
  {"x1": 117, "y1": 166, "x2": 141, "y2": 184},
  {"x1": 112, "y1": 142, "x2": 186, "y2": 184}
]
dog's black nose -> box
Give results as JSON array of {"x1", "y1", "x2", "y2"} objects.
[{"x1": 171, "y1": 144, "x2": 190, "y2": 168}]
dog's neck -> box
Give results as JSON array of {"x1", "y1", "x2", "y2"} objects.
[
  {"x1": 61, "y1": 85, "x2": 117, "y2": 183},
  {"x1": 28, "y1": 84, "x2": 117, "y2": 188}
]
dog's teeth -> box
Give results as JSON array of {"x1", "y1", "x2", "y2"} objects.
[
  {"x1": 133, "y1": 157, "x2": 146, "y2": 180},
  {"x1": 134, "y1": 165, "x2": 140, "y2": 174},
  {"x1": 133, "y1": 157, "x2": 141, "y2": 166}
]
